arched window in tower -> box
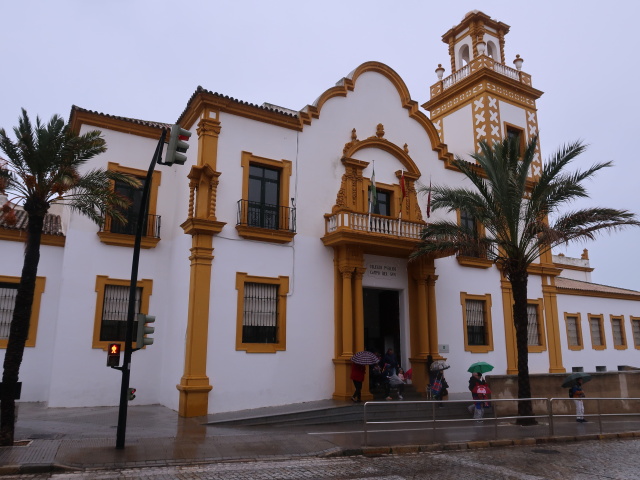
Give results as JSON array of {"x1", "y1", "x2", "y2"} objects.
[
  {"x1": 459, "y1": 44, "x2": 470, "y2": 68},
  {"x1": 486, "y1": 41, "x2": 498, "y2": 60}
]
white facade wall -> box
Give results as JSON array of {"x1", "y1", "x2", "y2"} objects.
[{"x1": 4, "y1": 56, "x2": 640, "y2": 415}]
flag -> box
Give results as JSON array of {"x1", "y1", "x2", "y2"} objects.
[
  {"x1": 426, "y1": 178, "x2": 432, "y2": 218},
  {"x1": 368, "y1": 165, "x2": 377, "y2": 213}
]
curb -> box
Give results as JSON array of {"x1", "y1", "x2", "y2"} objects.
[
  {"x1": 329, "y1": 430, "x2": 640, "y2": 458},
  {"x1": 3, "y1": 431, "x2": 640, "y2": 473}
]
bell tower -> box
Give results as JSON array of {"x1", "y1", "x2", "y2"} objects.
[{"x1": 423, "y1": 10, "x2": 544, "y2": 178}]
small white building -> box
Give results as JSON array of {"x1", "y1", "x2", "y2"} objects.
[{"x1": 1, "y1": 11, "x2": 639, "y2": 417}]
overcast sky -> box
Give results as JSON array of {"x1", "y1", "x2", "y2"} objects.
[{"x1": 2, "y1": 1, "x2": 639, "y2": 290}]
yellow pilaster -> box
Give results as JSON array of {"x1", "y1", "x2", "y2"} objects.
[
  {"x1": 427, "y1": 274, "x2": 440, "y2": 357},
  {"x1": 340, "y1": 266, "x2": 354, "y2": 358},
  {"x1": 177, "y1": 112, "x2": 225, "y2": 417},
  {"x1": 543, "y1": 277, "x2": 566, "y2": 373},
  {"x1": 501, "y1": 277, "x2": 518, "y2": 374},
  {"x1": 408, "y1": 257, "x2": 439, "y2": 395},
  {"x1": 177, "y1": 236, "x2": 214, "y2": 416}
]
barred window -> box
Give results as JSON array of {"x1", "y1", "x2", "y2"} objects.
[
  {"x1": 632, "y1": 318, "x2": 640, "y2": 347},
  {"x1": 0, "y1": 282, "x2": 18, "y2": 340},
  {"x1": 611, "y1": 317, "x2": 626, "y2": 347},
  {"x1": 465, "y1": 299, "x2": 486, "y2": 346},
  {"x1": 589, "y1": 315, "x2": 604, "y2": 347},
  {"x1": 100, "y1": 285, "x2": 141, "y2": 342},
  {"x1": 526, "y1": 304, "x2": 541, "y2": 346},
  {"x1": 566, "y1": 315, "x2": 581, "y2": 347},
  {"x1": 242, "y1": 282, "x2": 278, "y2": 344}
]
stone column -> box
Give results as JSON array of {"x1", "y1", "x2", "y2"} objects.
[{"x1": 340, "y1": 266, "x2": 355, "y2": 357}]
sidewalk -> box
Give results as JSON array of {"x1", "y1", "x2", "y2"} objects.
[{"x1": 1, "y1": 401, "x2": 639, "y2": 474}]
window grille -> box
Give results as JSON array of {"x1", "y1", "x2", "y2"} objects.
[
  {"x1": 100, "y1": 285, "x2": 141, "y2": 341},
  {"x1": 242, "y1": 282, "x2": 278, "y2": 343},
  {"x1": 465, "y1": 299, "x2": 486, "y2": 345},
  {"x1": 526, "y1": 304, "x2": 541, "y2": 346},
  {"x1": 633, "y1": 319, "x2": 640, "y2": 347},
  {"x1": 566, "y1": 316, "x2": 581, "y2": 347},
  {"x1": 0, "y1": 282, "x2": 18, "y2": 339},
  {"x1": 589, "y1": 317, "x2": 603, "y2": 346},
  {"x1": 612, "y1": 318, "x2": 625, "y2": 346}
]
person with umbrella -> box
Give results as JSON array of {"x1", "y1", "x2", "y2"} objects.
[
  {"x1": 467, "y1": 362, "x2": 494, "y2": 420},
  {"x1": 350, "y1": 351, "x2": 378, "y2": 403},
  {"x1": 563, "y1": 372, "x2": 591, "y2": 423}
]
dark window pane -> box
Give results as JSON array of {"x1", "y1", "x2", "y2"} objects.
[
  {"x1": 247, "y1": 165, "x2": 280, "y2": 229},
  {"x1": 100, "y1": 285, "x2": 141, "y2": 342},
  {"x1": 0, "y1": 282, "x2": 18, "y2": 339},
  {"x1": 242, "y1": 282, "x2": 278, "y2": 344}
]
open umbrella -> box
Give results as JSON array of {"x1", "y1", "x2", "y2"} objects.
[
  {"x1": 561, "y1": 372, "x2": 592, "y2": 388},
  {"x1": 467, "y1": 361, "x2": 494, "y2": 374},
  {"x1": 351, "y1": 351, "x2": 379, "y2": 365},
  {"x1": 430, "y1": 360, "x2": 450, "y2": 371}
]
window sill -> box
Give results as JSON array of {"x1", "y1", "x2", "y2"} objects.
[
  {"x1": 97, "y1": 231, "x2": 160, "y2": 249},
  {"x1": 457, "y1": 256, "x2": 493, "y2": 269},
  {"x1": 236, "y1": 225, "x2": 296, "y2": 244},
  {"x1": 236, "y1": 343, "x2": 285, "y2": 353},
  {"x1": 464, "y1": 345, "x2": 494, "y2": 353},
  {"x1": 528, "y1": 345, "x2": 547, "y2": 353}
]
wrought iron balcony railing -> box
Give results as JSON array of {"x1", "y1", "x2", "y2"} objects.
[
  {"x1": 100, "y1": 214, "x2": 161, "y2": 238},
  {"x1": 236, "y1": 200, "x2": 296, "y2": 232}
]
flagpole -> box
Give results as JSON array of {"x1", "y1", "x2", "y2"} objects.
[
  {"x1": 368, "y1": 160, "x2": 375, "y2": 232},
  {"x1": 398, "y1": 169, "x2": 404, "y2": 235}
]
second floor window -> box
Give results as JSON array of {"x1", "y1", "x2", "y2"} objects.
[
  {"x1": 248, "y1": 165, "x2": 280, "y2": 229},
  {"x1": 369, "y1": 188, "x2": 391, "y2": 216},
  {"x1": 112, "y1": 177, "x2": 146, "y2": 235}
]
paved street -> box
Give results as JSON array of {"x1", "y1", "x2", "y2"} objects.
[{"x1": 2, "y1": 438, "x2": 639, "y2": 479}]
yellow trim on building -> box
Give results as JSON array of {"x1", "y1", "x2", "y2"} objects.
[
  {"x1": 460, "y1": 292, "x2": 494, "y2": 353},
  {"x1": 564, "y1": 312, "x2": 584, "y2": 351},
  {"x1": 97, "y1": 162, "x2": 162, "y2": 249},
  {"x1": 92, "y1": 275, "x2": 153, "y2": 351},
  {"x1": 610, "y1": 315, "x2": 628, "y2": 350},
  {"x1": 0, "y1": 276, "x2": 45, "y2": 349},
  {"x1": 587, "y1": 314, "x2": 607, "y2": 350},
  {"x1": 235, "y1": 272, "x2": 289, "y2": 353}
]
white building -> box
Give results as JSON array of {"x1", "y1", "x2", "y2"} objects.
[{"x1": 1, "y1": 11, "x2": 639, "y2": 417}]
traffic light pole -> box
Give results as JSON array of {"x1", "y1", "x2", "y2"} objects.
[{"x1": 116, "y1": 128, "x2": 167, "y2": 449}]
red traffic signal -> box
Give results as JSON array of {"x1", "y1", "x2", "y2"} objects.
[{"x1": 107, "y1": 343, "x2": 121, "y2": 367}]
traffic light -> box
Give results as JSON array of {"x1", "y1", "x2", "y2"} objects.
[
  {"x1": 136, "y1": 313, "x2": 155, "y2": 347},
  {"x1": 128, "y1": 388, "x2": 136, "y2": 401},
  {"x1": 107, "y1": 343, "x2": 121, "y2": 367},
  {"x1": 164, "y1": 124, "x2": 191, "y2": 166}
]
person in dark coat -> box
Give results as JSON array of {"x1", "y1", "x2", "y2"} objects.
[
  {"x1": 350, "y1": 362, "x2": 366, "y2": 403},
  {"x1": 382, "y1": 348, "x2": 400, "y2": 375}
]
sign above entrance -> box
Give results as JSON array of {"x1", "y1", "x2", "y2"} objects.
[{"x1": 365, "y1": 259, "x2": 399, "y2": 280}]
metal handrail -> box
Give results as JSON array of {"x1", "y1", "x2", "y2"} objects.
[
  {"x1": 362, "y1": 397, "x2": 640, "y2": 446},
  {"x1": 363, "y1": 398, "x2": 551, "y2": 446},
  {"x1": 549, "y1": 397, "x2": 640, "y2": 436}
]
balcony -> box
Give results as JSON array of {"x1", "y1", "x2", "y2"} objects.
[
  {"x1": 236, "y1": 200, "x2": 296, "y2": 244},
  {"x1": 429, "y1": 55, "x2": 533, "y2": 99},
  {"x1": 322, "y1": 211, "x2": 425, "y2": 257},
  {"x1": 97, "y1": 214, "x2": 161, "y2": 249}
]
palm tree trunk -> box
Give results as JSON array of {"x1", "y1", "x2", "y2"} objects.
[
  {"x1": 0, "y1": 210, "x2": 44, "y2": 446},
  {"x1": 510, "y1": 269, "x2": 536, "y2": 425}
]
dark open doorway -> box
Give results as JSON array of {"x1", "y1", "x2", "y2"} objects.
[{"x1": 363, "y1": 288, "x2": 401, "y2": 365}]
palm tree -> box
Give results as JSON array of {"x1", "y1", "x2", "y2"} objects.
[
  {"x1": 0, "y1": 109, "x2": 138, "y2": 445},
  {"x1": 412, "y1": 136, "x2": 639, "y2": 423}
]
